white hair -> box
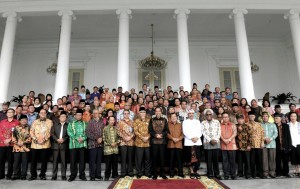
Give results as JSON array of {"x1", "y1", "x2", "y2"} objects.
[{"x1": 203, "y1": 109, "x2": 214, "y2": 115}]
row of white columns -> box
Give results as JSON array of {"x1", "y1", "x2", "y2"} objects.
[{"x1": 0, "y1": 9, "x2": 300, "y2": 103}]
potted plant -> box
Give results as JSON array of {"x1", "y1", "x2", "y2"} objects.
[
  {"x1": 270, "y1": 92, "x2": 297, "y2": 104},
  {"x1": 10, "y1": 95, "x2": 25, "y2": 105}
]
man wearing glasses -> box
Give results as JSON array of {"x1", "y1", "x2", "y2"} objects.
[{"x1": 201, "y1": 109, "x2": 221, "y2": 179}]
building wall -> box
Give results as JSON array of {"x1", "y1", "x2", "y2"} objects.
[{"x1": 7, "y1": 38, "x2": 300, "y2": 102}]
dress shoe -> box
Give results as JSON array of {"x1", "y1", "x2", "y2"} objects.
[
  {"x1": 215, "y1": 175, "x2": 222, "y2": 180},
  {"x1": 28, "y1": 176, "x2": 36, "y2": 181},
  {"x1": 120, "y1": 175, "x2": 125, "y2": 178},
  {"x1": 90, "y1": 178, "x2": 95, "y2": 181},
  {"x1": 6, "y1": 176, "x2": 12, "y2": 180},
  {"x1": 224, "y1": 176, "x2": 229, "y2": 180},
  {"x1": 161, "y1": 175, "x2": 168, "y2": 180},
  {"x1": 40, "y1": 176, "x2": 46, "y2": 180},
  {"x1": 194, "y1": 173, "x2": 200, "y2": 179},
  {"x1": 169, "y1": 175, "x2": 174, "y2": 178},
  {"x1": 178, "y1": 174, "x2": 185, "y2": 178},
  {"x1": 68, "y1": 177, "x2": 75, "y2": 182},
  {"x1": 231, "y1": 175, "x2": 237, "y2": 180},
  {"x1": 11, "y1": 176, "x2": 20, "y2": 180},
  {"x1": 112, "y1": 175, "x2": 119, "y2": 179},
  {"x1": 104, "y1": 177, "x2": 109, "y2": 181},
  {"x1": 152, "y1": 175, "x2": 157, "y2": 180},
  {"x1": 208, "y1": 175, "x2": 214, "y2": 179},
  {"x1": 79, "y1": 176, "x2": 87, "y2": 181},
  {"x1": 261, "y1": 176, "x2": 267, "y2": 179},
  {"x1": 62, "y1": 176, "x2": 67, "y2": 180},
  {"x1": 136, "y1": 175, "x2": 141, "y2": 179},
  {"x1": 269, "y1": 175, "x2": 276, "y2": 179},
  {"x1": 96, "y1": 176, "x2": 103, "y2": 180},
  {"x1": 51, "y1": 177, "x2": 57, "y2": 180},
  {"x1": 285, "y1": 174, "x2": 292, "y2": 178},
  {"x1": 21, "y1": 177, "x2": 26, "y2": 180},
  {"x1": 128, "y1": 174, "x2": 134, "y2": 177},
  {"x1": 245, "y1": 175, "x2": 251, "y2": 179}
]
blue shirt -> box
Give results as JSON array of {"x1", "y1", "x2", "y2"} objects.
[{"x1": 27, "y1": 112, "x2": 37, "y2": 126}]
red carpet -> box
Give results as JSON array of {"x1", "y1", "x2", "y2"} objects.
[{"x1": 130, "y1": 179, "x2": 206, "y2": 189}]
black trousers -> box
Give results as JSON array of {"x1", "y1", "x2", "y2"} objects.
[
  {"x1": 89, "y1": 147, "x2": 103, "y2": 178},
  {"x1": 185, "y1": 146, "x2": 201, "y2": 173},
  {"x1": 151, "y1": 144, "x2": 166, "y2": 177},
  {"x1": 222, "y1": 150, "x2": 236, "y2": 177},
  {"x1": 250, "y1": 148, "x2": 263, "y2": 177},
  {"x1": 0, "y1": 146, "x2": 13, "y2": 178},
  {"x1": 30, "y1": 148, "x2": 48, "y2": 177},
  {"x1": 169, "y1": 148, "x2": 183, "y2": 176},
  {"x1": 275, "y1": 149, "x2": 290, "y2": 176},
  {"x1": 104, "y1": 154, "x2": 118, "y2": 178},
  {"x1": 135, "y1": 147, "x2": 151, "y2": 177},
  {"x1": 206, "y1": 149, "x2": 220, "y2": 176},
  {"x1": 237, "y1": 150, "x2": 251, "y2": 177},
  {"x1": 119, "y1": 146, "x2": 134, "y2": 176},
  {"x1": 13, "y1": 152, "x2": 28, "y2": 178},
  {"x1": 52, "y1": 149, "x2": 66, "y2": 178},
  {"x1": 70, "y1": 148, "x2": 85, "y2": 178}
]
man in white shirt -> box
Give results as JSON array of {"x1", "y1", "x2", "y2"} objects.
[{"x1": 182, "y1": 109, "x2": 203, "y2": 179}]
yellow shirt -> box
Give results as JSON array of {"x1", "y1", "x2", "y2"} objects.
[{"x1": 30, "y1": 119, "x2": 53, "y2": 149}]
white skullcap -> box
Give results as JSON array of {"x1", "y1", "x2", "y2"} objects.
[{"x1": 203, "y1": 109, "x2": 214, "y2": 115}]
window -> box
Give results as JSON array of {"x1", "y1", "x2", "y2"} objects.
[
  {"x1": 68, "y1": 69, "x2": 84, "y2": 94},
  {"x1": 138, "y1": 69, "x2": 165, "y2": 90},
  {"x1": 219, "y1": 67, "x2": 240, "y2": 94}
]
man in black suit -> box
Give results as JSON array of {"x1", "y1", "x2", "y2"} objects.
[
  {"x1": 274, "y1": 113, "x2": 292, "y2": 177},
  {"x1": 51, "y1": 111, "x2": 69, "y2": 180}
]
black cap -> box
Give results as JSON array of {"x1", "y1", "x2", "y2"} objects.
[
  {"x1": 19, "y1": 114, "x2": 28, "y2": 120},
  {"x1": 76, "y1": 109, "x2": 83, "y2": 114},
  {"x1": 79, "y1": 99, "x2": 85, "y2": 103},
  {"x1": 66, "y1": 102, "x2": 71, "y2": 105},
  {"x1": 273, "y1": 113, "x2": 282, "y2": 118},
  {"x1": 139, "y1": 107, "x2": 146, "y2": 112},
  {"x1": 248, "y1": 111, "x2": 255, "y2": 115},
  {"x1": 60, "y1": 111, "x2": 67, "y2": 116}
]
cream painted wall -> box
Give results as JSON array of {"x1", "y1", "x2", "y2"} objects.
[{"x1": 7, "y1": 38, "x2": 300, "y2": 102}]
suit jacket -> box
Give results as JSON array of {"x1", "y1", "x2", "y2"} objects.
[
  {"x1": 51, "y1": 122, "x2": 69, "y2": 150},
  {"x1": 275, "y1": 123, "x2": 292, "y2": 153}
]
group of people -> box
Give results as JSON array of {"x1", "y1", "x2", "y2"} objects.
[{"x1": 0, "y1": 83, "x2": 300, "y2": 182}]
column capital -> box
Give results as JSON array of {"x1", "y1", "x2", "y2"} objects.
[
  {"x1": 58, "y1": 10, "x2": 76, "y2": 20},
  {"x1": 116, "y1": 8, "x2": 132, "y2": 19},
  {"x1": 174, "y1": 9, "x2": 190, "y2": 15},
  {"x1": 229, "y1": 8, "x2": 248, "y2": 19},
  {"x1": 284, "y1": 9, "x2": 300, "y2": 20},
  {"x1": 2, "y1": 11, "x2": 22, "y2": 22}
]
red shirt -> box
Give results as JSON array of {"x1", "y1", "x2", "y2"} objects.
[{"x1": 0, "y1": 119, "x2": 19, "y2": 147}]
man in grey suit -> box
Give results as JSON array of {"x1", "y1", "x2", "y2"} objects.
[{"x1": 51, "y1": 111, "x2": 69, "y2": 180}]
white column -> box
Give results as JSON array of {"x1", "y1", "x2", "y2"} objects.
[
  {"x1": 53, "y1": 10, "x2": 75, "y2": 102},
  {"x1": 285, "y1": 9, "x2": 300, "y2": 82},
  {"x1": 116, "y1": 9, "x2": 131, "y2": 91},
  {"x1": 229, "y1": 9, "x2": 255, "y2": 101},
  {"x1": 0, "y1": 12, "x2": 21, "y2": 103},
  {"x1": 174, "y1": 9, "x2": 192, "y2": 92}
]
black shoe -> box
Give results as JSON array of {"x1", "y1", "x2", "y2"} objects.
[
  {"x1": 51, "y1": 177, "x2": 56, "y2": 180},
  {"x1": 128, "y1": 174, "x2": 134, "y2": 177},
  {"x1": 104, "y1": 177, "x2": 109, "y2": 181},
  {"x1": 285, "y1": 174, "x2": 292, "y2": 178},
  {"x1": 190, "y1": 173, "x2": 196, "y2": 179},
  {"x1": 68, "y1": 177, "x2": 75, "y2": 182},
  {"x1": 96, "y1": 176, "x2": 103, "y2": 180},
  {"x1": 28, "y1": 176, "x2": 36, "y2": 181},
  {"x1": 6, "y1": 176, "x2": 11, "y2": 180},
  {"x1": 161, "y1": 175, "x2": 168, "y2": 180},
  {"x1": 178, "y1": 174, "x2": 185, "y2": 178},
  {"x1": 11, "y1": 176, "x2": 20, "y2": 180},
  {"x1": 90, "y1": 177, "x2": 95, "y2": 181},
  {"x1": 261, "y1": 176, "x2": 267, "y2": 179},
  {"x1": 231, "y1": 175, "x2": 236, "y2": 180},
  {"x1": 245, "y1": 175, "x2": 251, "y2": 179},
  {"x1": 224, "y1": 176, "x2": 229, "y2": 180},
  {"x1": 170, "y1": 174, "x2": 174, "y2": 178},
  {"x1": 21, "y1": 177, "x2": 26, "y2": 180},
  {"x1": 237, "y1": 174, "x2": 243, "y2": 177},
  {"x1": 136, "y1": 175, "x2": 141, "y2": 179},
  {"x1": 40, "y1": 176, "x2": 46, "y2": 180},
  {"x1": 79, "y1": 176, "x2": 87, "y2": 181},
  {"x1": 194, "y1": 173, "x2": 200, "y2": 179},
  {"x1": 62, "y1": 176, "x2": 67, "y2": 180},
  {"x1": 152, "y1": 175, "x2": 157, "y2": 180},
  {"x1": 120, "y1": 175, "x2": 125, "y2": 178},
  {"x1": 208, "y1": 175, "x2": 214, "y2": 179},
  {"x1": 269, "y1": 175, "x2": 276, "y2": 179},
  {"x1": 215, "y1": 175, "x2": 222, "y2": 180}
]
